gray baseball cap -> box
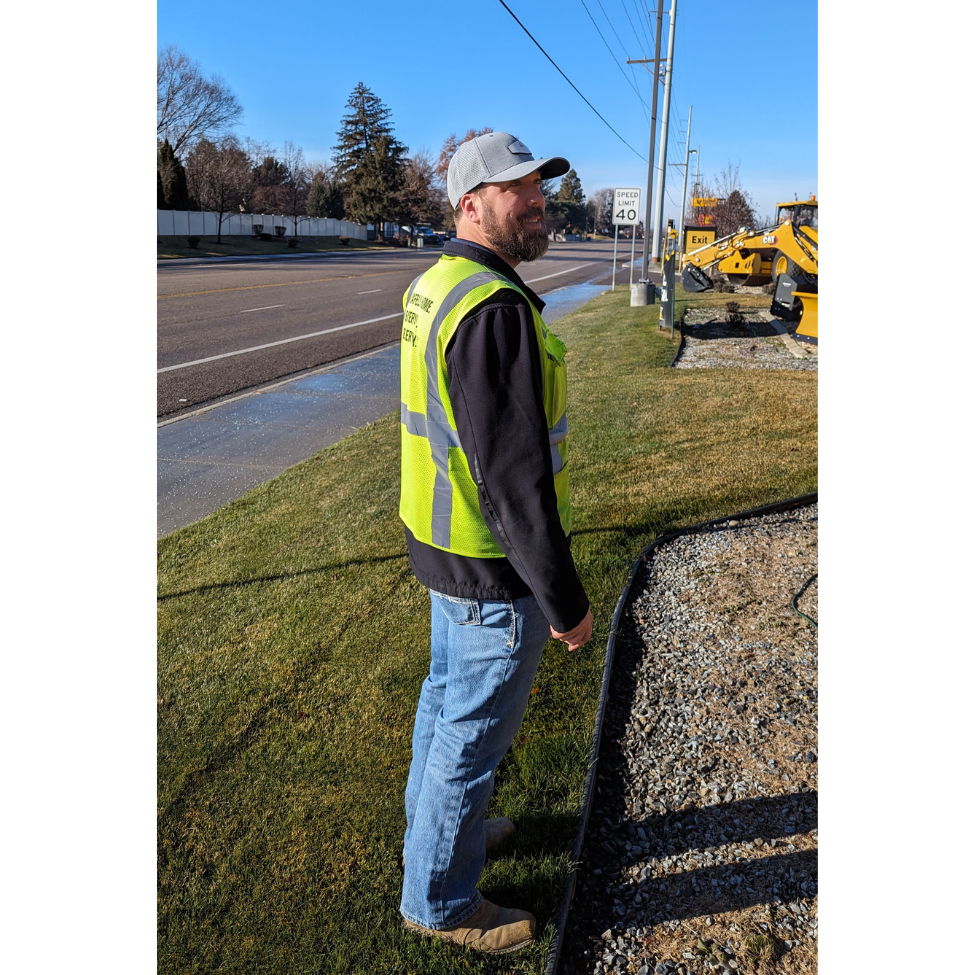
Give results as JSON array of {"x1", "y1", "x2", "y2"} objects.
[{"x1": 447, "y1": 131, "x2": 570, "y2": 209}]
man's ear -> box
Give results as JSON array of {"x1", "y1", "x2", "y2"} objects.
[{"x1": 459, "y1": 192, "x2": 480, "y2": 226}]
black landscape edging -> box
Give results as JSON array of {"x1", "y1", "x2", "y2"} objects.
[
  {"x1": 669, "y1": 325, "x2": 687, "y2": 368},
  {"x1": 543, "y1": 491, "x2": 818, "y2": 975}
]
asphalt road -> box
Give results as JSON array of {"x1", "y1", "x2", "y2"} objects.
[{"x1": 157, "y1": 239, "x2": 657, "y2": 418}]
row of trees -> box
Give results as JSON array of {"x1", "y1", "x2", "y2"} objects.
[
  {"x1": 158, "y1": 47, "x2": 764, "y2": 243},
  {"x1": 156, "y1": 50, "x2": 446, "y2": 242}
]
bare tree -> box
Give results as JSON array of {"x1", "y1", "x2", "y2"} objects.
[
  {"x1": 587, "y1": 188, "x2": 614, "y2": 234},
  {"x1": 279, "y1": 141, "x2": 310, "y2": 236},
  {"x1": 434, "y1": 126, "x2": 493, "y2": 186},
  {"x1": 157, "y1": 45, "x2": 243, "y2": 157},
  {"x1": 185, "y1": 136, "x2": 251, "y2": 243},
  {"x1": 398, "y1": 150, "x2": 446, "y2": 243},
  {"x1": 687, "y1": 163, "x2": 759, "y2": 238}
]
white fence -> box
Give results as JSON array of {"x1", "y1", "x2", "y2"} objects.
[{"x1": 157, "y1": 209, "x2": 367, "y2": 240}]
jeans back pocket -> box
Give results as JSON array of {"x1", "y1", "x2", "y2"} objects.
[{"x1": 431, "y1": 591, "x2": 481, "y2": 626}]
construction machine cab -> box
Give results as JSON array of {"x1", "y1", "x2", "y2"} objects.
[{"x1": 775, "y1": 197, "x2": 817, "y2": 231}]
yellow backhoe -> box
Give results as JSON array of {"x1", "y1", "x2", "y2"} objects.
[{"x1": 680, "y1": 197, "x2": 818, "y2": 340}]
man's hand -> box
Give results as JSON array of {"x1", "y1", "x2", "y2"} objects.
[{"x1": 551, "y1": 609, "x2": 593, "y2": 652}]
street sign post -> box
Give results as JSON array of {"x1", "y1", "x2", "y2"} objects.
[{"x1": 612, "y1": 188, "x2": 642, "y2": 291}]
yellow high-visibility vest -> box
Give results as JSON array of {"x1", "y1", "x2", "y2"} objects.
[{"x1": 399, "y1": 254, "x2": 571, "y2": 557}]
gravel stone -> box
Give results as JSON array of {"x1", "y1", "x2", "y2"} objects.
[{"x1": 559, "y1": 503, "x2": 818, "y2": 974}]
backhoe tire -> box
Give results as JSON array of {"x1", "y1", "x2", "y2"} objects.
[
  {"x1": 771, "y1": 250, "x2": 790, "y2": 285},
  {"x1": 787, "y1": 259, "x2": 815, "y2": 291}
]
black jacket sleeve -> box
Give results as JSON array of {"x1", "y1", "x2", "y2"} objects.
[{"x1": 444, "y1": 293, "x2": 589, "y2": 633}]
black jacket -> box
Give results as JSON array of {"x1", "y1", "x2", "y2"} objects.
[{"x1": 404, "y1": 238, "x2": 589, "y2": 633}]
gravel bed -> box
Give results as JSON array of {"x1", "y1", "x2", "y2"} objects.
[
  {"x1": 560, "y1": 503, "x2": 818, "y2": 975},
  {"x1": 674, "y1": 310, "x2": 817, "y2": 372}
]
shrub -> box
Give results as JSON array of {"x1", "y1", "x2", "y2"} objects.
[
  {"x1": 287, "y1": 237, "x2": 298, "y2": 248},
  {"x1": 338, "y1": 236, "x2": 351, "y2": 245},
  {"x1": 274, "y1": 225, "x2": 286, "y2": 237},
  {"x1": 187, "y1": 236, "x2": 201, "y2": 248}
]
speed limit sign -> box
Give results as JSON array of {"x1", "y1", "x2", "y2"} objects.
[{"x1": 613, "y1": 187, "x2": 641, "y2": 225}]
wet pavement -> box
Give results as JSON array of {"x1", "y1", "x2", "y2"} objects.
[{"x1": 157, "y1": 279, "x2": 609, "y2": 537}]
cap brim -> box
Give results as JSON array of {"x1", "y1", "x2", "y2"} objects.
[{"x1": 481, "y1": 155, "x2": 571, "y2": 185}]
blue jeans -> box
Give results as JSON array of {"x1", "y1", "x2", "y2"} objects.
[{"x1": 399, "y1": 590, "x2": 551, "y2": 930}]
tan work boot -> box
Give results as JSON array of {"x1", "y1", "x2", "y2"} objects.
[{"x1": 403, "y1": 898, "x2": 536, "y2": 954}]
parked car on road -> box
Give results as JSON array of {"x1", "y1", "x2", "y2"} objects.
[{"x1": 419, "y1": 233, "x2": 442, "y2": 247}]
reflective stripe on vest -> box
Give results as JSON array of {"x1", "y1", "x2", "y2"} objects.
[
  {"x1": 400, "y1": 257, "x2": 571, "y2": 556},
  {"x1": 549, "y1": 412, "x2": 568, "y2": 474}
]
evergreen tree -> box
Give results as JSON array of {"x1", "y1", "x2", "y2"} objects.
[
  {"x1": 547, "y1": 169, "x2": 587, "y2": 234},
  {"x1": 556, "y1": 168, "x2": 585, "y2": 205},
  {"x1": 306, "y1": 171, "x2": 344, "y2": 218},
  {"x1": 157, "y1": 138, "x2": 191, "y2": 210},
  {"x1": 333, "y1": 83, "x2": 407, "y2": 231}
]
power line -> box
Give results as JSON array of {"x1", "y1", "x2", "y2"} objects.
[
  {"x1": 631, "y1": 0, "x2": 655, "y2": 55},
  {"x1": 619, "y1": 0, "x2": 647, "y2": 56},
  {"x1": 597, "y1": 0, "x2": 633, "y2": 55},
  {"x1": 595, "y1": 0, "x2": 648, "y2": 103},
  {"x1": 497, "y1": 0, "x2": 647, "y2": 161},
  {"x1": 579, "y1": 0, "x2": 650, "y2": 119}
]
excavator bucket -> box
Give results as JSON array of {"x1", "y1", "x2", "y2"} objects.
[{"x1": 681, "y1": 264, "x2": 713, "y2": 293}]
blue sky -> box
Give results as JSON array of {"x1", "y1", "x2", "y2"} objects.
[{"x1": 157, "y1": 0, "x2": 817, "y2": 225}]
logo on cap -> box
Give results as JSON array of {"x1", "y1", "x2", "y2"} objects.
[{"x1": 507, "y1": 140, "x2": 531, "y2": 155}]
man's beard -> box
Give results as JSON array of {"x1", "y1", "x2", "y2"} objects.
[{"x1": 481, "y1": 202, "x2": 550, "y2": 263}]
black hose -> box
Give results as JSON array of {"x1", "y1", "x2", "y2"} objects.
[{"x1": 790, "y1": 573, "x2": 818, "y2": 629}]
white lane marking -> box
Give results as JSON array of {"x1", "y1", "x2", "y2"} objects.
[
  {"x1": 357, "y1": 289, "x2": 382, "y2": 294},
  {"x1": 241, "y1": 304, "x2": 284, "y2": 313},
  {"x1": 523, "y1": 262, "x2": 596, "y2": 285},
  {"x1": 157, "y1": 313, "x2": 402, "y2": 373},
  {"x1": 160, "y1": 256, "x2": 604, "y2": 373}
]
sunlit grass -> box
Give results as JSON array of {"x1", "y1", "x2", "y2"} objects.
[{"x1": 157, "y1": 286, "x2": 816, "y2": 973}]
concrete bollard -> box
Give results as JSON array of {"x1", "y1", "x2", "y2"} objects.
[{"x1": 630, "y1": 282, "x2": 651, "y2": 306}]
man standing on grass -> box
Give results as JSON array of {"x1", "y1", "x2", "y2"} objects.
[{"x1": 398, "y1": 131, "x2": 593, "y2": 954}]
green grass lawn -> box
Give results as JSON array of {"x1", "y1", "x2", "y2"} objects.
[
  {"x1": 157, "y1": 235, "x2": 391, "y2": 260},
  {"x1": 157, "y1": 286, "x2": 817, "y2": 974}
]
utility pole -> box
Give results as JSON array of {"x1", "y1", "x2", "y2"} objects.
[
  {"x1": 628, "y1": 2, "x2": 664, "y2": 304},
  {"x1": 676, "y1": 106, "x2": 693, "y2": 260},
  {"x1": 651, "y1": 0, "x2": 677, "y2": 265}
]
